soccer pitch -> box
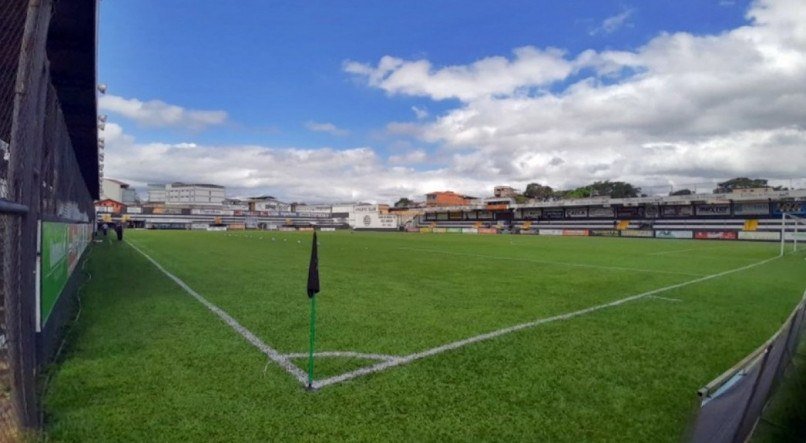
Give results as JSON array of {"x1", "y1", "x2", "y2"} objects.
[{"x1": 45, "y1": 230, "x2": 806, "y2": 441}]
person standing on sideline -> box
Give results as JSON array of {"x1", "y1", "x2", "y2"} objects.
[
  {"x1": 115, "y1": 223, "x2": 123, "y2": 241},
  {"x1": 102, "y1": 222, "x2": 109, "y2": 236}
]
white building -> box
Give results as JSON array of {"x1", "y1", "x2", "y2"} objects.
[
  {"x1": 147, "y1": 183, "x2": 167, "y2": 202},
  {"x1": 293, "y1": 204, "x2": 332, "y2": 215},
  {"x1": 101, "y1": 178, "x2": 138, "y2": 204},
  {"x1": 149, "y1": 183, "x2": 227, "y2": 206},
  {"x1": 248, "y1": 196, "x2": 291, "y2": 212}
]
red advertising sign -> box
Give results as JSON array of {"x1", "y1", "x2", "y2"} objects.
[{"x1": 694, "y1": 231, "x2": 738, "y2": 240}]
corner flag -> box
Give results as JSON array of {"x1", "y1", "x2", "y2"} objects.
[
  {"x1": 306, "y1": 232, "x2": 319, "y2": 388},
  {"x1": 307, "y1": 232, "x2": 320, "y2": 298}
]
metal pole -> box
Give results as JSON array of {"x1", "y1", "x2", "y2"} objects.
[
  {"x1": 780, "y1": 213, "x2": 785, "y2": 256},
  {"x1": 307, "y1": 295, "x2": 317, "y2": 389}
]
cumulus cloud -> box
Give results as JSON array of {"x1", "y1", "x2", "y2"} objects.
[
  {"x1": 103, "y1": 124, "x2": 502, "y2": 202},
  {"x1": 344, "y1": 46, "x2": 573, "y2": 101},
  {"x1": 344, "y1": 0, "x2": 806, "y2": 192},
  {"x1": 411, "y1": 106, "x2": 429, "y2": 119},
  {"x1": 589, "y1": 9, "x2": 634, "y2": 36},
  {"x1": 305, "y1": 121, "x2": 350, "y2": 136},
  {"x1": 388, "y1": 149, "x2": 428, "y2": 165},
  {"x1": 99, "y1": 95, "x2": 227, "y2": 130}
]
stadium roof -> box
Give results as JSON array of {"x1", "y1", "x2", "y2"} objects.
[{"x1": 48, "y1": 0, "x2": 100, "y2": 198}]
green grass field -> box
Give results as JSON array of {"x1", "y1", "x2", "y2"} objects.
[{"x1": 43, "y1": 230, "x2": 806, "y2": 441}]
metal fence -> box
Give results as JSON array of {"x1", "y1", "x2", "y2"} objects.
[
  {"x1": 689, "y1": 291, "x2": 806, "y2": 442},
  {"x1": 1, "y1": 0, "x2": 97, "y2": 438}
]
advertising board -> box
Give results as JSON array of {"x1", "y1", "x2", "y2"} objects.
[
  {"x1": 695, "y1": 204, "x2": 731, "y2": 216},
  {"x1": 478, "y1": 228, "x2": 498, "y2": 234},
  {"x1": 733, "y1": 202, "x2": 770, "y2": 216},
  {"x1": 694, "y1": 231, "x2": 738, "y2": 240},
  {"x1": 521, "y1": 208, "x2": 542, "y2": 219},
  {"x1": 783, "y1": 232, "x2": 806, "y2": 241},
  {"x1": 590, "y1": 229, "x2": 619, "y2": 237},
  {"x1": 320, "y1": 227, "x2": 336, "y2": 232},
  {"x1": 126, "y1": 207, "x2": 142, "y2": 214},
  {"x1": 616, "y1": 206, "x2": 644, "y2": 218},
  {"x1": 738, "y1": 231, "x2": 780, "y2": 241},
  {"x1": 621, "y1": 229, "x2": 654, "y2": 238},
  {"x1": 278, "y1": 227, "x2": 296, "y2": 232},
  {"x1": 228, "y1": 223, "x2": 246, "y2": 230},
  {"x1": 588, "y1": 207, "x2": 614, "y2": 218},
  {"x1": 565, "y1": 208, "x2": 588, "y2": 218},
  {"x1": 655, "y1": 230, "x2": 693, "y2": 239},
  {"x1": 419, "y1": 227, "x2": 432, "y2": 233},
  {"x1": 661, "y1": 205, "x2": 694, "y2": 217},
  {"x1": 773, "y1": 201, "x2": 806, "y2": 216},
  {"x1": 462, "y1": 228, "x2": 478, "y2": 234},
  {"x1": 538, "y1": 229, "x2": 564, "y2": 236},
  {"x1": 432, "y1": 227, "x2": 447, "y2": 233},
  {"x1": 356, "y1": 213, "x2": 399, "y2": 230},
  {"x1": 562, "y1": 229, "x2": 588, "y2": 236},
  {"x1": 446, "y1": 227, "x2": 462, "y2": 233},
  {"x1": 207, "y1": 226, "x2": 228, "y2": 232},
  {"x1": 191, "y1": 223, "x2": 209, "y2": 230},
  {"x1": 39, "y1": 222, "x2": 92, "y2": 330},
  {"x1": 191, "y1": 209, "x2": 234, "y2": 216}
]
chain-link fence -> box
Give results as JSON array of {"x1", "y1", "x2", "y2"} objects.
[
  {"x1": 689, "y1": 291, "x2": 806, "y2": 442},
  {"x1": 1, "y1": 0, "x2": 98, "y2": 439}
]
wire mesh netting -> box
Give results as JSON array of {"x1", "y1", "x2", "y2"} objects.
[
  {"x1": 1, "y1": 1, "x2": 28, "y2": 439},
  {"x1": 689, "y1": 295, "x2": 806, "y2": 442}
]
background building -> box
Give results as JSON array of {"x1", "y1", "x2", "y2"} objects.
[
  {"x1": 147, "y1": 183, "x2": 167, "y2": 202},
  {"x1": 494, "y1": 186, "x2": 518, "y2": 198},
  {"x1": 426, "y1": 191, "x2": 478, "y2": 207},
  {"x1": 101, "y1": 178, "x2": 138, "y2": 205},
  {"x1": 148, "y1": 183, "x2": 227, "y2": 206}
]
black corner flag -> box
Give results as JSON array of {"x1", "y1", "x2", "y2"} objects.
[
  {"x1": 307, "y1": 232, "x2": 320, "y2": 298},
  {"x1": 306, "y1": 231, "x2": 319, "y2": 388}
]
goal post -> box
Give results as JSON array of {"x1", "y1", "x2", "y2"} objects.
[{"x1": 780, "y1": 213, "x2": 805, "y2": 256}]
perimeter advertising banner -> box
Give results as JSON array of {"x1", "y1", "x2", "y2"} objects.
[{"x1": 39, "y1": 222, "x2": 91, "y2": 331}]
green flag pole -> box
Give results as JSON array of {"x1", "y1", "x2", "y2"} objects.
[{"x1": 307, "y1": 295, "x2": 317, "y2": 389}]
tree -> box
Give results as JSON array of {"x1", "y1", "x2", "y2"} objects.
[
  {"x1": 670, "y1": 188, "x2": 693, "y2": 196},
  {"x1": 552, "y1": 180, "x2": 641, "y2": 200},
  {"x1": 523, "y1": 183, "x2": 554, "y2": 200},
  {"x1": 714, "y1": 177, "x2": 768, "y2": 193},
  {"x1": 394, "y1": 197, "x2": 415, "y2": 208},
  {"x1": 513, "y1": 194, "x2": 529, "y2": 204}
]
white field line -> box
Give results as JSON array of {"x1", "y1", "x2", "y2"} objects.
[
  {"x1": 311, "y1": 254, "x2": 781, "y2": 390},
  {"x1": 648, "y1": 295, "x2": 682, "y2": 302},
  {"x1": 127, "y1": 242, "x2": 309, "y2": 386},
  {"x1": 281, "y1": 351, "x2": 400, "y2": 361},
  {"x1": 398, "y1": 246, "x2": 704, "y2": 277}
]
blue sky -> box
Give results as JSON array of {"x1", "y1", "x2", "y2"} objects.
[{"x1": 99, "y1": 0, "x2": 806, "y2": 202}]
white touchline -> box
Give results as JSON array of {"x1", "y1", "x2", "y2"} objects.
[
  {"x1": 648, "y1": 295, "x2": 683, "y2": 302},
  {"x1": 398, "y1": 246, "x2": 704, "y2": 277},
  {"x1": 310, "y1": 254, "x2": 782, "y2": 390},
  {"x1": 281, "y1": 351, "x2": 400, "y2": 361},
  {"x1": 127, "y1": 239, "x2": 781, "y2": 391},
  {"x1": 127, "y1": 242, "x2": 310, "y2": 386}
]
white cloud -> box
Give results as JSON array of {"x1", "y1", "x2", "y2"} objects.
[
  {"x1": 99, "y1": 95, "x2": 227, "y2": 130},
  {"x1": 103, "y1": 124, "x2": 502, "y2": 202},
  {"x1": 590, "y1": 9, "x2": 634, "y2": 36},
  {"x1": 388, "y1": 149, "x2": 427, "y2": 165},
  {"x1": 411, "y1": 106, "x2": 429, "y2": 119},
  {"x1": 305, "y1": 121, "x2": 350, "y2": 136},
  {"x1": 344, "y1": 46, "x2": 573, "y2": 101},
  {"x1": 344, "y1": 0, "x2": 806, "y2": 192}
]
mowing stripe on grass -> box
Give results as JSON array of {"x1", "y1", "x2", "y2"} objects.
[
  {"x1": 311, "y1": 254, "x2": 781, "y2": 389},
  {"x1": 127, "y1": 241, "x2": 310, "y2": 386},
  {"x1": 398, "y1": 246, "x2": 704, "y2": 277}
]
